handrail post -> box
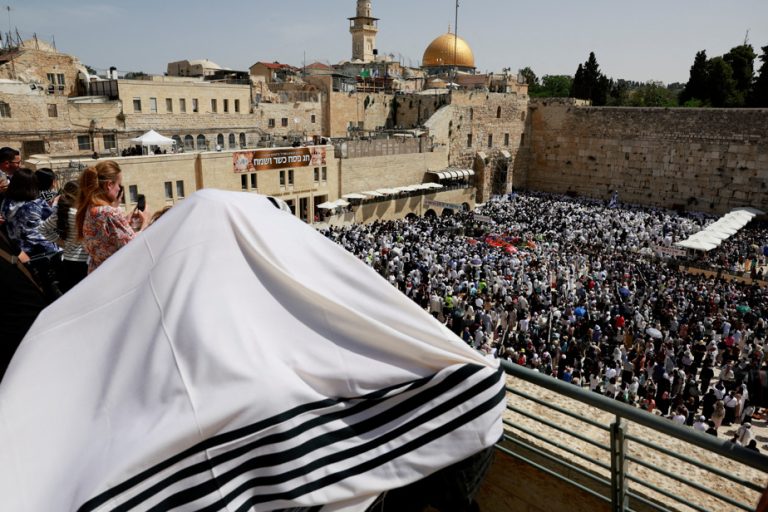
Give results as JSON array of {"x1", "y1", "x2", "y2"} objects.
[{"x1": 611, "y1": 416, "x2": 627, "y2": 512}]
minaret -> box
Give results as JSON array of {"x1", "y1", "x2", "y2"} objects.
[{"x1": 349, "y1": 0, "x2": 379, "y2": 63}]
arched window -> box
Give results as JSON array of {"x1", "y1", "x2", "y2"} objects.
[
  {"x1": 184, "y1": 135, "x2": 194, "y2": 149},
  {"x1": 496, "y1": 106, "x2": 501, "y2": 118},
  {"x1": 239, "y1": 133, "x2": 246, "y2": 148},
  {"x1": 217, "y1": 133, "x2": 224, "y2": 146},
  {"x1": 172, "y1": 135, "x2": 182, "y2": 147},
  {"x1": 228, "y1": 133, "x2": 236, "y2": 148},
  {"x1": 196, "y1": 134, "x2": 207, "y2": 150}
]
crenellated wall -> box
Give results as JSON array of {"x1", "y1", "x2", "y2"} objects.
[{"x1": 522, "y1": 100, "x2": 768, "y2": 214}]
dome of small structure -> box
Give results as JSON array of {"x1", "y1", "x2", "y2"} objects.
[{"x1": 422, "y1": 33, "x2": 475, "y2": 70}]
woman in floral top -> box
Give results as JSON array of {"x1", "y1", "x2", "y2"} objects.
[{"x1": 76, "y1": 161, "x2": 148, "y2": 273}]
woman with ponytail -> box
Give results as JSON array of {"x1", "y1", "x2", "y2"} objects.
[
  {"x1": 76, "y1": 161, "x2": 147, "y2": 273},
  {"x1": 40, "y1": 181, "x2": 88, "y2": 291}
]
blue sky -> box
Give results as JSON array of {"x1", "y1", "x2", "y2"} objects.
[{"x1": 10, "y1": 0, "x2": 768, "y2": 84}]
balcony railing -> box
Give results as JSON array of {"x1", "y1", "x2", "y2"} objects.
[{"x1": 498, "y1": 360, "x2": 768, "y2": 512}]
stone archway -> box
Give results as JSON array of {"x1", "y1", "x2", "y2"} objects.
[
  {"x1": 441, "y1": 208, "x2": 454, "y2": 217},
  {"x1": 424, "y1": 209, "x2": 437, "y2": 218}
]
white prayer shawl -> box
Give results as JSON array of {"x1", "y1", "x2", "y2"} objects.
[{"x1": 0, "y1": 190, "x2": 505, "y2": 512}]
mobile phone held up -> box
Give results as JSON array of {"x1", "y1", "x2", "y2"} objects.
[{"x1": 136, "y1": 194, "x2": 146, "y2": 212}]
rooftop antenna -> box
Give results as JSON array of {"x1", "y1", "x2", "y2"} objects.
[{"x1": 743, "y1": 29, "x2": 750, "y2": 45}]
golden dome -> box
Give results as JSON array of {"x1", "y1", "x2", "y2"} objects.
[{"x1": 422, "y1": 33, "x2": 475, "y2": 69}]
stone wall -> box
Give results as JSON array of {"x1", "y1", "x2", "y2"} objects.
[
  {"x1": 524, "y1": 100, "x2": 768, "y2": 213},
  {"x1": 340, "y1": 147, "x2": 448, "y2": 194},
  {"x1": 392, "y1": 92, "x2": 449, "y2": 128},
  {"x1": 327, "y1": 91, "x2": 392, "y2": 137}
]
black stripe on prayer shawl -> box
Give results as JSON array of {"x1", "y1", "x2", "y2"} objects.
[
  {"x1": 232, "y1": 386, "x2": 507, "y2": 512},
  {"x1": 111, "y1": 364, "x2": 487, "y2": 512},
  {"x1": 147, "y1": 366, "x2": 503, "y2": 512},
  {"x1": 78, "y1": 364, "x2": 485, "y2": 512}
]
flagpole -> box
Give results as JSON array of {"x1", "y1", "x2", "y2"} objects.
[{"x1": 453, "y1": 0, "x2": 459, "y2": 85}]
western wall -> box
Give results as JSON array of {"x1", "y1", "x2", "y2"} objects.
[{"x1": 520, "y1": 99, "x2": 768, "y2": 214}]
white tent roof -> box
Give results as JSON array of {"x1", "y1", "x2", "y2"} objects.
[
  {"x1": 0, "y1": 190, "x2": 503, "y2": 511},
  {"x1": 675, "y1": 239, "x2": 718, "y2": 252},
  {"x1": 130, "y1": 129, "x2": 176, "y2": 147}
]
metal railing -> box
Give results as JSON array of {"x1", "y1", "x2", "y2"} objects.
[{"x1": 498, "y1": 360, "x2": 768, "y2": 512}]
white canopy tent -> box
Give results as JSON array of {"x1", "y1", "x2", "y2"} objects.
[
  {"x1": 129, "y1": 129, "x2": 176, "y2": 148},
  {"x1": 675, "y1": 207, "x2": 763, "y2": 252}
]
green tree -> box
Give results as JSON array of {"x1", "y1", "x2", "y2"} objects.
[
  {"x1": 749, "y1": 45, "x2": 768, "y2": 107},
  {"x1": 124, "y1": 71, "x2": 148, "y2": 79},
  {"x1": 724, "y1": 44, "x2": 756, "y2": 105},
  {"x1": 571, "y1": 63, "x2": 586, "y2": 99},
  {"x1": 707, "y1": 57, "x2": 738, "y2": 107},
  {"x1": 535, "y1": 75, "x2": 573, "y2": 97},
  {"x1": 608, "y1": 79, "x2": 631, "y2": 106},
  {"x1": 571, "y1": 52, "x2": 610, "y2": 105},
  {"x1": 519, "y1": 67, "x2": 538, "y2": 87},
  {"x1": 629, "y1": 82, "x2": 677, "y2": 107},
  {"x1": 679, "y1": 50, "x2": 709, "y2": 105}
]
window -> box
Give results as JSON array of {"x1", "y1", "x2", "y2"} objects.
[
  {"x1": 166, "y1": 98, "x2": 173, "y2": 112},
  {"x1": 313, "y1": 167, "x2": 319, "y2": 182},
  {"x1": 172, "y1": 135, "x2": 182, "y2": 147},
  {"x1": 216, "y1": 134, "x2": 224, "y2": 147},
  {"x1": 467, "y1": 134, "x2": 473, "y2": 148},
  {"x1": 179, "y1": 98, "x2": 186, "y2": 113},
  {"x1": 241, "y1": 174, "x2": 248, "y2": 190},
  {"x1": 133, "y1": 97, "x2": 142, "y2": 112},
  {"x1": 504, "y1": 133, "x2": 510, "y2": 146},
  {"x1": 103, "y1": 134, "x2": 116, "y2": 150},
  {"x1": 234, "y1": 99, "x2": 240, "y2": 113},
  {"x1": 250, "y1": 173, "x2": 257, "y2": 189},
  {"x1": 192, "y1": 98, "x2": 198, "y2": 113},
  {"x1": 496, "y1": 106, "x2": 501, "y2": 118},
  {"x1": 149, "y1": 97, "x2": 157, "y2": 113},
  {"x1": 56, "y1": 73, "x2": 65, "y2": 87},
  {"x1": 469, "y1": 108, "x2": 474, "y2": 120},
  {"x1": 128, "y1": 185, "x2": 138, "y2": 203},
  {"x1": 321, "y1": 166, "x2": 327, "y2": 182},
  {"x1": 47, "y1": 104, "x2": 58, "y2": 117},
  {"x1": 281, "y1": 118, "x2": 288, "y2": 127},
  {"x1": 288, "y1": 169, "x2": 294, "y2": 186},
  {"x1": 488, "y1": 134, "x2": 493, "y2": 148},
  {"x1": 184, "y1": 135, "x2": 194, "y2": 149},
  {"x1": 196, "y1": 134, "x2": 207, "y2": 149},
  {"x1": 77, "y1": 135, "x2": 92, "y2": 150},
  {"x1": 211, "y1": 99, "x2": 217, "y2": 113},
  {"x1": 223, "y1": 99, "x2": 229, "y2": 113},
  {"x1": 279, "y1": 170, "x2": 286, "y2": 186},
  {"x1": 239, "y1": 133, "x2": 246, "y2": 147},
  {"x1": 311, "y1": 114, "x2": 316, "y2": 123},
  {"x1": 268, "y1": 119, "x2": 275, "y2": 128},
  {"x1": 176, "y1": 180, "x2": 185, "y2": 198},
  {"x1": 228, "y1": 133, "x2": 236, "y2": 148},
  {"x1": 46, "y1": 73, "x2": 55, "y2": 85},
  {"x1": 164, "y1": 181, "x2": 173, "y2": 199},
  {"x1": 0, "y1": 101, "x2": 9, "y2": 118}
]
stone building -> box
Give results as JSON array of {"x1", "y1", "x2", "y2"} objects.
[{"x1": 166, "y1": 59, "x2": 222, "y2": 78}]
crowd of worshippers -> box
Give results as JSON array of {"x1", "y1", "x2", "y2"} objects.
[
  {"x1": 322, "y1": 192, "x2": 768, "y2": 448},
  {"x1": 0, "y1": 148, "x2": 170, "y2": 378}
]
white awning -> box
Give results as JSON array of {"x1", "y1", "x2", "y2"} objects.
[
  {"x1": 467, "y1": 170, "x2": 475, "y2": 176},
  {"x1": 361, "y1": 190, "x2": 384, "y2": 197},
  {"x1": 341, "y1": 193, "x2": 368, "y2": 200},
  {"x1": 375, "y1": 188, "x2": 399, "y2": 195},
  {"x1": 675, "y1": 239, "x2": 718, "y2": 252}
]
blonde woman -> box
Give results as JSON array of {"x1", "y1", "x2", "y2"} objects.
[{"x1": 76, "y1": 161, "x2": 147, "y2": 273}]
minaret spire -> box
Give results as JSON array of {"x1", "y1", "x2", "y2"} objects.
[{"x1": 349, "y1": 0, "x2": 379, "y2": 63}]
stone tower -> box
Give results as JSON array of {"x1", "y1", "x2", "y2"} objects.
[{"x1": 349, "y1": 0, "x2": 379, "y2": 63}]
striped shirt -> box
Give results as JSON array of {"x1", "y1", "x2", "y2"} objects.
[{"x1": 39, "y1": 206, "x2": 88, "y2": 262}]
